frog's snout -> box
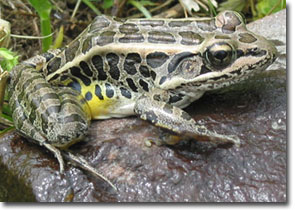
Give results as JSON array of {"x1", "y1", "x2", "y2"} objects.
[
  {"x1": 269, "y1": 40, "x2": 279, "y2": 63},
  {"x1": 262, "y1": 36, "x2": 278, "y2": 64}
]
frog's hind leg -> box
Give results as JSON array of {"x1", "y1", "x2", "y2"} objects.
[
  {"x1": 10, "y1": 96, "x2": 66, "y2": 172},
  {"x1": 8, "y1": 64, "x2": 90, "y2": 172}
]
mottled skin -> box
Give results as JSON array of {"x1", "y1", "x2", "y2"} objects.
[{"x1": 0, "y1": 11, "x2": 277, "y2": 172}]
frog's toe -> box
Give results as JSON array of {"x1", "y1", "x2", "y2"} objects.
[
  {"x1": 209, "y1": 133, "x2": 240, "y2": 146},
  {"x1": 193, "y1": 132, "x2": 241, "y2": 146},
  {"x1": 43, "y1": 142, "x2": 65, "y2": 173},
  {"x1": 144, "y1": 132, "x2": 185, "y2": 147},
  {"x1": 144, "y1": 137, "x2": 163, "y2": 147},
  {"x1": 226, "y1": 135, "x2": 241, "y2": 147}
]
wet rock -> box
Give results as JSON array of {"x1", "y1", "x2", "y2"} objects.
[{"x1": 0, "y1": 10, "x2": 286, "y2": 202}]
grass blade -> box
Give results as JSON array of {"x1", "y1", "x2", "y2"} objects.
[
  {"x1": 28, "y1": 0, "x2": 53, "y2": 52},
  {"x1": 128, "y1": 0, "x2": 152, "y2": 18}
]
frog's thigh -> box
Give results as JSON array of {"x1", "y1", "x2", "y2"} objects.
[
  {"x1": 52, "y1": 87, "x2": 91, "y2": 147},
  {"x1": 11, "y1": 96, "x2": 66, "y2": 172},
  {"x1": 134, "y1": 95, "x2": 240, "y2": 145},
  {"x1": 10, "y1": 69, "x2": 90, "y2": 148}
]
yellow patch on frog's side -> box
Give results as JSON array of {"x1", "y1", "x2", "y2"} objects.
[
  {"x1": 80, "y1": 82, "x2": 117, "y2": 119},
  {"x1": 59, "y1": 78, "x2": 117, "y2": 119}
]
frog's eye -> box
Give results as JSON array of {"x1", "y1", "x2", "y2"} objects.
[{"x1": 205, "y1": 42, "x2": 236, "y2": 70}]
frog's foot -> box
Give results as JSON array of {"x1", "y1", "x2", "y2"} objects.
[
  {"x1": 144, "y1": 133, "x2": 183, "y2": 147},
  {"x1": 192, "y1": 132, "x2": 241, "y2": 147},
  {"x1": 62, "y1": 150, "x2": 117, "y2": 191},
  {"x1": 43, "y1": 142, "x2": 65, "y2": 173},
  {"x1": 189, "y1": 126, "x2": 241, "y2": 146},
  {"x1": 145, "y1": 129, "x2": 240, "y2": 148}
]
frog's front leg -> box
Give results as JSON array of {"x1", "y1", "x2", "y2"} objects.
[
  {"x1": 134, "y1": 92, "x2": 240, "y2": 146},
  {"x1": 8, "y1": 64, "x2": 91, "y2": 172}
]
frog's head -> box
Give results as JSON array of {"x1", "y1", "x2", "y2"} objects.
[{"x1": 160, "y1": 11, "x2": 278, "y2": 92}]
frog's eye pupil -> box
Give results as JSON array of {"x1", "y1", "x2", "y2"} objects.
[
  {"x1": 205, "y1": 42, "x2": 236, "y2": 70},
  {"x1": 214, "y1": 50, "x2": 228, "y2": 61}
]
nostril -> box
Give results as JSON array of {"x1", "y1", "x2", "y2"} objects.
[
  {"x1": 272, "y1": 51, "x2": 278, "y2": 63},
  {"x1": 269, "y1": 40, "x2": 278, "y2": 55},
  {"x1": 270, "y1": 43, "x2": 278, "y2": 62}
]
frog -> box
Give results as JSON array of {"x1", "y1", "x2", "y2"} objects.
[{"x1": 0, "y1": 11, "x2": 277, "y2": 173}]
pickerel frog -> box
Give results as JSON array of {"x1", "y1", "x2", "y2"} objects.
[{"x1": 0, "y1": 11, "x2": 277, "y2": 172}]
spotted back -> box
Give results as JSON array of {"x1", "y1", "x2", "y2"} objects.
[{"x1": 42, "y1": 11, "x2": 277, "y2": 105}]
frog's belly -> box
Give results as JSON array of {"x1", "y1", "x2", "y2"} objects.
[
  {"x1": 87, "y1": 95, "x2": 135, "y2": 119},
  {"x1": 92, "y1": 101, "x2": 135, "y2": 119}
]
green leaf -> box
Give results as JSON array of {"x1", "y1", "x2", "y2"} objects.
[
  {"x1": 1, "y1": 102, "x2": 12, "y2": 117},
  {"x1": 256, "y1": 0, "x2": 286, "y2": 18},
  {"x1": 138, "y1": 0, "x2": 156, "y2": 6},
  {"x1": 0, "y1": 48, "x2": 14, "y2": 60},
  {"x1": 207, "y1": 0, "x2": 217, "y2": 16},
  {"x1": 218, "y1": 0, "x2": 247, "y2": 12},
  {"x1": 0, "y1": 111, "x2": 12, "y2": 122},
  {"x1": 28, "y1": 0, "x2": 53, "y2": 52},
  {"x1": 0, "y1": 126, "x2": 14, "y2": 135},
  {"x1": 103, "y1": 0, "x2": 114, "y2": 9},
  {"x1": 28, "y1": 0, "x2": 52, "y2": 19},
  {"x1": 82, "y1": 0, "x2": 101, "y2": 15},
  {"x1": 52, "y1": 26, "x2": 64, "y2": 49},
  {"x1": 128, "y1": 0, "x2": 152, "y2": 18},
  {"x1": 0, "y1": 48, "x2": 18, "y2": 71}
]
